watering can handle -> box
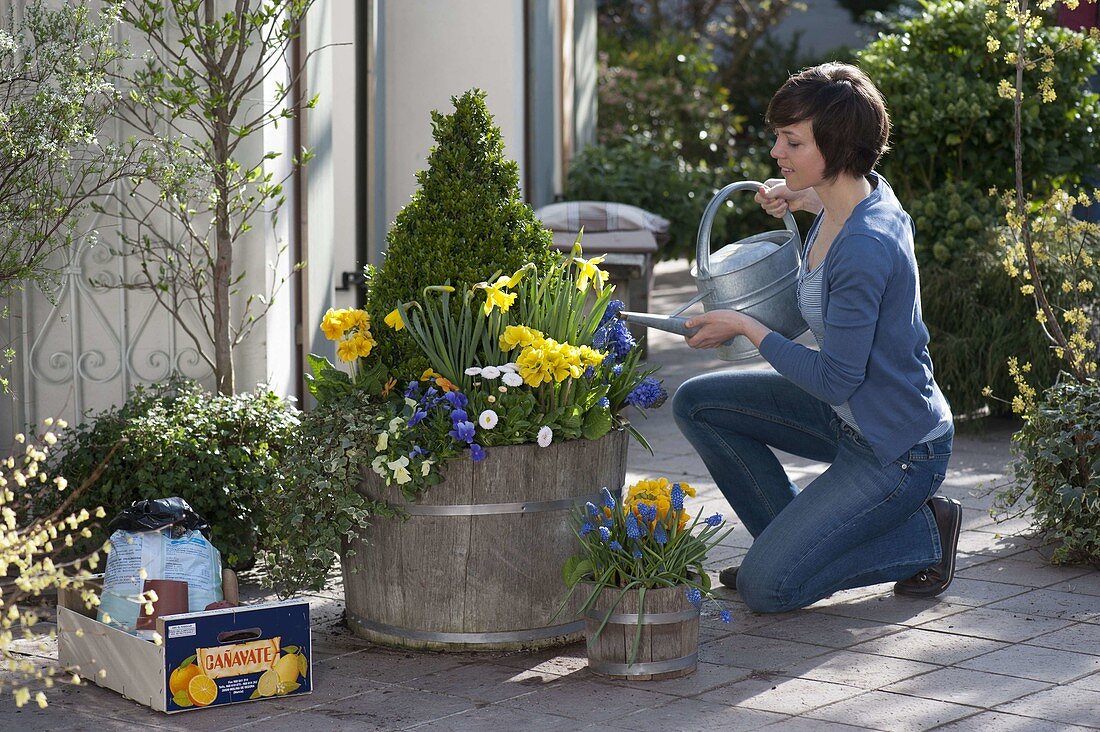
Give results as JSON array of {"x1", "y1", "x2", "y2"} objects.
[{"x1": 695, "y1": 181, "x2": 802, "y2": 280}]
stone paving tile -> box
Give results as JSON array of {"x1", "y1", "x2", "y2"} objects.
[
  {"x1": 956, "y1": 557, "x2": 1093, "y2": 588},
  {"x1": 916, "y1": 606, "x2": 1075, "y2": 643},
  {"x1": 494, "y1": 676, "x2": 678, "y2": 724},
  {"x1": 954, "y1": 531, "x2": 1039, "y2": 557},
  {"x1": 696, "y1": 675, "x2": 865, "y2": 715},
  {"x1": 994, "y1": 684, "x2": 1100, "y2": 728},
  {"x1": 406, "y1": 704, "x2": 581, "y2": 731},
  {"x1": 954, "y1": 552, "x2": 999, "y2": 570},
  {"x1": 318, "y1": 647, "x2": 470, "y2": 685},
  {"x1": 757, "y1": 719, "x2": 875, "y2": 731},
  {"x1": 813, "y1": 594, "x2": 972, "y2": 627},
  {"x1": 933, "y1": 577, "x2": 1033, "y2": 608},
  {"x1": 231, "y1": 708, "x2": 390, "y2": 731},
  {"x1": 779, "y1": 649, "x2": 938, "y2": 690},
  {"x1": 697, "y1": 631, "x2": 833, "y2": 670},
  {"x1": 937, "y1": 710, "x2": 1097, "y2": 731},
  {"x1": 848, "y1": 627, "x2": 1007, "y2": 666},
  {"x1": 492, "y1": 642, "x2": 591, "y2": 677},
  {"x1": 273, "y1": 686, "x2": 477, "y2": 731},
  {"x1": 1047, "y1": 572, "x2": 1100, "y2": 597},
  {"x1": 957, "y1": 643, "x2": 1100, "y2": 683},
  {"x1": 803, "y1": 689, "x2": 976, "y2": 731},
  {"x1": 1072, "y1": 671, "x2": 1100, "y2": 692},
  {"x1": 391, "y1": 662, "x2": 565, "y2": 703},
  {"x1": 596, "y1": 696, "x2": 786, "y2": 731},
  {"x1": 745, "y1": 611, "x2": 906, "y2": 650},
  {"x1": 988, "y1": 588, "x2": 1100, "y2": 623},
  {"x1": 881, "y1": 667, "x2": 1051, "y2": 708},
  {"x1": 600, "y1": 661, "x2": 754, "y2": 696}
]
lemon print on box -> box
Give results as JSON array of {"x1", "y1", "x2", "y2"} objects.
[{"x1": 250, "y1": 646, "x2": 307, "y2": 699}]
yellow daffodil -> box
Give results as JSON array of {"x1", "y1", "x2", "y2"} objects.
[
  {"x1": 385, "y1": 307, "x2": 405, "y2": 331},
  {"x1": 575, "y1": 255, "x2": 609, "y2": 292},
  {"x1": 505, "y1": 267, "x2": 528, "y2": 288},
  {"x1": 482, "y1": 280, "x2": 517, "y2": 316}
]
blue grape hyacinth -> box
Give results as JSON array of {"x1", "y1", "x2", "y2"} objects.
[
  {"x1": 625, "y1": 377, "x2": 667, "y2": 409},
  {"x1": 685, "y1": 587, "x2": 702, "y2": 609},
  {"x1": 601, "y1": 487, "x2": 616, "y2": 508},
  {"x1": 704, "y1": 513, "x2": 723, "y2": 527},
  {"x1": 670, "y1": 483, "x2": 684, "y2": 512}
]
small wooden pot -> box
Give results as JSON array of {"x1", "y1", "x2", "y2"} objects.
[{"x1": 584, "y1": 582, "x2": 700, "y2": 681}]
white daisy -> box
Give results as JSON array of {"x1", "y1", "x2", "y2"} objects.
[
  {"x1": 464, "y1": 366, "x2": 482, "y2": 376},
  {"x1": 481, "y1": 365, "x2": 501, "y2": 380},
  {"x1": 537, "y1": 425, "x2": 553, "y2": 447},
  {"x1": 502, "y1": 371, "x2": 523, "y2": 387},
  {"x1": 479, "y1": 409, "x2": 499, "y2": 429}
]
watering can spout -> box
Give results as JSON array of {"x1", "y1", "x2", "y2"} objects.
[{"x1": 617, "y1": 311, "x2": 698, "y2": 338}]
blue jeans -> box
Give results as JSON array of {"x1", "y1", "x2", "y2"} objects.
[{"x1": 672, "y1": 369, "x2": 952, "y2": 613}]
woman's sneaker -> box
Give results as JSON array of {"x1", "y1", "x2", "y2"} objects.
[{"x1": 894, "y1": 496, "x2": 962, "y2": 598}]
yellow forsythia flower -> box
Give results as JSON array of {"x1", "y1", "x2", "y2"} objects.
[{"x1": 385, "y1": 307, "x2": 405, "y2": 331}]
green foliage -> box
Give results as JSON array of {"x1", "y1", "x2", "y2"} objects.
[
  {"x1": 859, "y1": 0, "x2": 1100, "y2": 202},
  {"x1": 596, "y1": 32, "x2": 742, "y2": 166},
  {"x1": 858, "y1": 1, "x2": 1100, "y2": 416},
  {"x1": 997, "y1": 378, "x2": 1100, "y2": 566},
  {"x1": 42, "y1": 380, "x2": 300, "y2": 570},
  {"x1": 0, "y1": 0, "x2": 151, "y2": 298},
  {"x1": 259, "y1": 389, "x2": 398, "y2": 596},
  {"x1": 365, "y1": 89, "x2": 555, "y2": 381}
]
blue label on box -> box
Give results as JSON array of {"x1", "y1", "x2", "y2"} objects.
[{"x1": 161, "y1": 601, "x2": 311, "y2": 711}]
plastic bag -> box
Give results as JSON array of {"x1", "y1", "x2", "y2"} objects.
[{"x1": 98, "y1": 498, "x2": 223, "y2": 634}]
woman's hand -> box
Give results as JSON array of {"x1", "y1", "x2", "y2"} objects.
[
  {"x1": 685, "y1": 310, "x2": 771, "y2": 350},
  {"x1": 754, "y1": 178, "x2": 824, "y2": 218}
]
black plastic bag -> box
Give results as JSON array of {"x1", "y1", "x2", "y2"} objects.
[{"x1": 106, "y1": 496, "x2": 211, "y2": 539}]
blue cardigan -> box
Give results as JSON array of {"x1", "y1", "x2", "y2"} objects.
[{"x1": 759, "y1": 172, "x2": 953, "y2": 465}]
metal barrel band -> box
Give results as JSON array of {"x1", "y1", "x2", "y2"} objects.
[
  {"x1": 588, "y1": 652, "x2": 698, "y2": 677},
  {"x1": 399, "y1": 493, "x2": 601, "y2": 517},
  {"x1": 348, "y1": 614, "x2": 585, "y2": 644},
  {"x1": 584, "y1": 608, "x2": 699, "y2": 625}
]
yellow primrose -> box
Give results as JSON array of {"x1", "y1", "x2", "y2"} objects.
[
  {"x1": 336, "y1": 338, "x2": 359, "y2": 363},
  {"x1": 320, "y1": 308, "x2": 348, "y2": 341},
  {"x1": 385, "y1": 307, "x2": 405, "y2": 331},
  {"x1": 352, "y1": 332, "x2": 376, "y2": 358},
  {"x1": 500, "y1": 325, "x2": 543, "y2": 351},
  {"x1": 578, "y1": 345, "x2": 607, "y2": 368},
  {"x1": 575, "y1": 255, "x2": 609, "y2": 292},
  {"x1": 517, "y1": 347, "x2": 553, "y2": 387}
]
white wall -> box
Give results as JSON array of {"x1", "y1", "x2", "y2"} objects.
[{"x1": 373, "y1": 0, "x2": 526, "y2": 261}]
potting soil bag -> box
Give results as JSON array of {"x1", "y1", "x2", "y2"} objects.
[{"x1": 98, "y1": 498, "x2": 223, "y2": 634}]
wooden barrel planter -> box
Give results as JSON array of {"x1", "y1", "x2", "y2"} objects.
[
  {"x1": 584, "y1": 583, "x2": 700, "y2": 681},
  {"x1": 341, "y1": 429, "x2": 628, "y2": 652}
]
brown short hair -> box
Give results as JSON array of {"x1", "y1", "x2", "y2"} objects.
[{"x1": 765, "y1": 62, "x2": 890, "y2": 180}]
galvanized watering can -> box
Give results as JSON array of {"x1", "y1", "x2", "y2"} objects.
[{"x1": 619, "y1": 180, "x2": 809, "y2": 361}]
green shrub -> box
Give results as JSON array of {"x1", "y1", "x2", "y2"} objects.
[
  {"x1": 365, "y1": 89, "x2": 555, "y2": 381},
  {"x1": 42, "y1": 379, "x2": 299, "y2": 570},
  {"x1": 596, "y1": 32, "x2": 742, "y2": 167},
  {"x1": 858, "y1": 0, "x2": 1100, "y2": 416},
  {"x1": 860, "y1": 1, "x2": 1100, "y2": 202},
  {"x1": 258, "y1": 389, "x2": 394, "y2": 595},
  {"x1": 996, "y1": 378, "x2": 1100, "y2": 566}
]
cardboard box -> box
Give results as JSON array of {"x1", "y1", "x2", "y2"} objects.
[{"x1": 57, "y1": 580, "x2": 312, "y2": 713}]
